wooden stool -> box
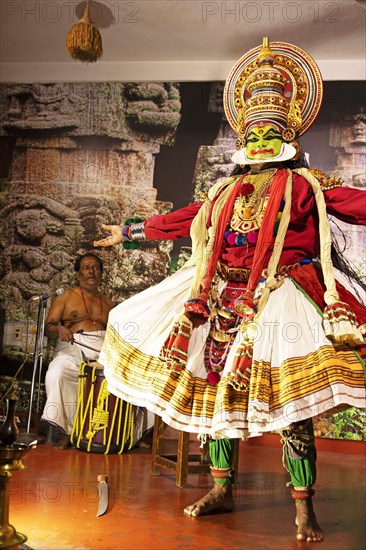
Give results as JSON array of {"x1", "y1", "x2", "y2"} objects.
[{"x1": 151, "y1": 415, "x2": 239, "y2": 488}]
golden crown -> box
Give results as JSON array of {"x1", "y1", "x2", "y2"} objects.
[{"x1": 224, "y1": 37, "x2": 323, "y2": 150}]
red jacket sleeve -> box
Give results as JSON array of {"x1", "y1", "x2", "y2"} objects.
[
  {"x1": 324, "y1": 186, "x2": 366, "y2": 225},
  {"x1": 144, "y1": 202, "x2": 203, "y2": 240}
]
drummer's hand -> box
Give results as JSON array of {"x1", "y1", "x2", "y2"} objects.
[
  {"x1": 57, "y1": 325, "x2": 74, "y2": 343},
  {"x1": 93, "y1": 224, "x2": 124, "y2": 247}
]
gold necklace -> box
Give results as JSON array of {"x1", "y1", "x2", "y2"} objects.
[{"x1": 230, "y1": 170, "x2": 276, "y2": 234}]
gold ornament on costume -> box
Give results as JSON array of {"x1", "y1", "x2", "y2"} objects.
[
  {"x1": 66, "y1": 0, "x2": 103, "y2": 63},
  {"x1": 230, "y1": 170, "x2": 276, "y2": 234},
  {"x1": 282, "y1": 128, "x2": 296, "y2": 142},
  {"x1": 223, "y1": 37, "x2": 323, "y2": 147},
  {"x1": 308, "y1": 169, "x2": 344, "y2": 191},
  {"x1": 209, "y1": 330, "x2": 231, "y2": 343}
]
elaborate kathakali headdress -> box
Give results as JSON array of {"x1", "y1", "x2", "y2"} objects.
[{"x1": 223, "y1": 37, "x2": 323, "y2": 164}]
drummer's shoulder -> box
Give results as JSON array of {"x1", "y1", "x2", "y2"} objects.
[
  {"x1": 47, "y1": 288, "x2": 74, "y2": 313},
  {"x1": 103, "y1": 294, "x2": 115, "y2": 311},
  {"x1": 62, "y1": 287, "x2": 80, "y2": 300}
]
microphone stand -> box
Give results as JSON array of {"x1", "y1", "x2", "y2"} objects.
[{"x1": 26, "y1": 297, "x2": 48, "y2": 435}]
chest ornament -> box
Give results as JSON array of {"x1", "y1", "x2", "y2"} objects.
[{"x1": 229, "y1": 171, "x2": 275, "y2": 235}]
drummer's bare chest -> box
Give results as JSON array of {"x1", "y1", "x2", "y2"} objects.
[{"x1": 63, "y1": 295, "x2": 105, "y2": 322}]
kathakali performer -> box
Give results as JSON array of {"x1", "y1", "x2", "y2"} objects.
[{"x1": 94, "y1": 38, "x2": 366, "y2": 542}]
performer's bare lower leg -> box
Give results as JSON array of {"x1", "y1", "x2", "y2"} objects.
[
  {"x1": 295, "y1": 499, "x2": 323, "y2": 542},
  {"x1": 183, "y1": 482, "x2": 234, "y2": 516}
]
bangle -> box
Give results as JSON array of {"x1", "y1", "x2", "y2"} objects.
[
  {"x1": 122, "y1": 225, "x2": 131, "y2": 242},
  {"x1": 122, "y1": 217, "x2": 145, "y2": 249},
  {"x1": 129, "y1": 222, "x2": 146, "y2": 242}
]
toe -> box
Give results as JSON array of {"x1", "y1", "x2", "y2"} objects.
[{"x1": 184, "y1": 504, "x2": 200, "y2": 517}]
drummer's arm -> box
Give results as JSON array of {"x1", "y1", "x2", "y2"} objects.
[{"x1": 45, "y1": 293, "x2": 74, "y2": 342}]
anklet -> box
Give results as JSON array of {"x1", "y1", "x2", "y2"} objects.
[
  {"x1": 210, "y1": 467, "x2": 232, "y2": 480},
  {"x1": 291, "y1": 487, "x2": 315, "y2": 500}
]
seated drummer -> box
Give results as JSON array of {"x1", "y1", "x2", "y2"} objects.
[{"x1": 41, "y1": 253, "x2": 114, "y2": 449}]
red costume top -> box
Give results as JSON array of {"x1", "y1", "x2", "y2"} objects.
[{"x1": 144, "y1": 173, "x2": 366, "y2": 268}]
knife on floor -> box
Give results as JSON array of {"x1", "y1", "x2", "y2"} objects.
[{"x1": 96, "y1": 474, "x2": 108, "y2": 517}]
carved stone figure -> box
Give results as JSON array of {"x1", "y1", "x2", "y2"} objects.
[
  {"x1": 192, "y1": 83, "x2": 237, "y2": 198},
  {"x1": 330, "y1": 110, "x2": 366, "y2": 279},
  {"x1": 0, "y1": 82, "x2": 182, "y2": 359},
  {"x1": 330, "y1": 111, "x2": 366, "y2": 188}
]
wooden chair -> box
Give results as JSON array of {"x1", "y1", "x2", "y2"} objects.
[{"x1": 151, "y1": 415, "x2": 239, "y2": 488}]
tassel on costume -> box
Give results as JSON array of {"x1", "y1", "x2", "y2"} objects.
[
  {"x1": 296, "y1": 168, "x2": 365, "y2": 349},
  {"x1": 289, "y1": 262, "x2": 366, "y2": 355},
  {"x1": 228, "y1": 342, "x2": 253, "y2": 390},
  {"x1": 159, "y1": 314, "x2": 193, "y2": 371},
  {"x1": 227, "y1": 321, "x2": 258, "y2": 390},
  {"x1": 323, "y1": 301, "x2": 364, "y2": 347}
]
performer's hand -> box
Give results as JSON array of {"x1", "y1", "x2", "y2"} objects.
[
  {"x1": 57, "y1": 325, "x2": 74, "y2": 343},
  {"x1": 93, "y1": 224, "x2": 124, "y2": 247}
]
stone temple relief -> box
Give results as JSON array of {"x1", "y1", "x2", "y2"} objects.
[
  {"x1": 0, "y1": 82, "x2": 182, "y2": 360},
  {"x1": 329, "y1": 110, "x2": 366, "y2": 280}
]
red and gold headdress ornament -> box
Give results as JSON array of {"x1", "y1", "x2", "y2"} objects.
[{"x1": 223, "y1": 37, "x2": 323, "y2": 163}]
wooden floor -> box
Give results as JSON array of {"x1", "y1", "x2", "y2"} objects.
[{"x1": 7, "y1": 433, "x2": 366, "y2": 550}]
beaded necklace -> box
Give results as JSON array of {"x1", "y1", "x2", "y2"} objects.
[{"x1": 80, "y1": 287, "x2": 103, "y2": 326}]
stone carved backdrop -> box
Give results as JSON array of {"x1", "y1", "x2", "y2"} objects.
[
  {"x1": 0, "y1": 82, "x2": 181, "y2": 360},
  {"x1": 329, "y1": 111, "x2": 366, "y2": 278},
  {"x1": 192, "y1": 82, "x2": 236, "y2": 199}
]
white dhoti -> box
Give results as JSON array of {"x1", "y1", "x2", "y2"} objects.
[
  {"x1": 42, "y1": 331, "x2": 153, "y2": 446},
  {"x1": 42, "y1": 332, "x2": 105, "y2": 434}
]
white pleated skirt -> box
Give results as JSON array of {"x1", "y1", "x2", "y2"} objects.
[{"x1": 98, "y1": 266, "x2": 366, "y2": 439}]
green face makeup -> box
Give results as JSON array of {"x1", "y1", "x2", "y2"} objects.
[{"x1": 245, "y1": 125, "x2": 283, "y2": 159}]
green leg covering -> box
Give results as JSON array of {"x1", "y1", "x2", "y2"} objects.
[
  {"x1": 209, "y1": 438, "x2": 235, "y2": 485},
  {"x1": 286, "y1": 446, "x2": 317, "y2": 487},
  {"x1": 281, "y1": 419, "x2": 317, "y2": 501}
]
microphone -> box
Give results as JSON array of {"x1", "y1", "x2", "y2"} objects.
[{"x1": 30, "y1": 288, "x2": 65, "y2": 302}]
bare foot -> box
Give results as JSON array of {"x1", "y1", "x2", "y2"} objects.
[
  {"x1": 53, "y1": 433, "x2": 70, "y2": 450},
  {"x1": 184, "y1": 483, "x2": 234, "y2": 517},
  {"x1": 295, "y1": 499, "x2": 324, "y2": 542},
  {"x1": 137, "y1": 440, "x2": 150, "y2": 449}
]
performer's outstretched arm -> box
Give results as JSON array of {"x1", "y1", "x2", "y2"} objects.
[
  {"x1": 94, "y1": 202, "x2": 203, "y2": 247},
  {"x1": 93, "y1": 224, "x2": 124, "y2": 247}
]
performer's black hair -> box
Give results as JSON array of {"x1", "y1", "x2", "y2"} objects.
[{"x1": 330, "y1": 223, "x2": 366, "y2": 300}]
